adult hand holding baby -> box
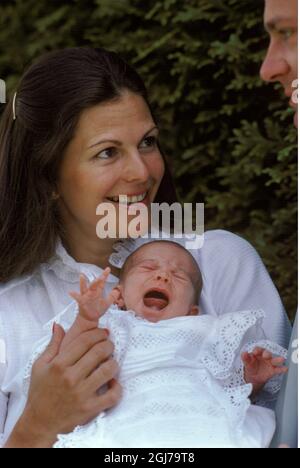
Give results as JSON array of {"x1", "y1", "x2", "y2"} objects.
[{"x1": 4, "y1": 269, "x2": 121, "y2": 448}]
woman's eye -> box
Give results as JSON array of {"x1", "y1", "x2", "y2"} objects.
[
  {"x1": 140, "y1": 136, "x2": 158, "y2": 150},
  {"x1": 95, "y1": 148, "x2": 117, "y2": 160}
]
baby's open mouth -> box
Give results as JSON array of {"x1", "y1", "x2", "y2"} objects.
[{"x1": 143, "y1": 289, "x2": 170, "y2": 311}]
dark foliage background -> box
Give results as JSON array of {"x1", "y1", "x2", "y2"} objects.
[{"x1": 0, "y1": 0, "x2": 297, "y2": 318}]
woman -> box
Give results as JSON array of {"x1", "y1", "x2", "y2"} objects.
[{"x1": 0, "y1": 47, "x2": 291, "y2": 448}]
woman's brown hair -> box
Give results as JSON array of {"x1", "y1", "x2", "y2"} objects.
[{"x1": 0, "y1": 47, "x2": 177, "y2": 283}]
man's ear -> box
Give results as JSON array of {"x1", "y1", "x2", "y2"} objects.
[
  {"x1": 189, "y1": 305, "x2": 200, "y2": 316},
  {"x1": 113, "y1": 284, "x2": 126, "y2": 310}
]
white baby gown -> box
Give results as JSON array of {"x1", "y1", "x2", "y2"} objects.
[{"x1": 23, "y1": 307, "x2": 287, "y2": 449}]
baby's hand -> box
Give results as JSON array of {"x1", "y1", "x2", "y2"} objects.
[
  {"x1": 69, "y1": 268, "x2": 120, "y2": 322},
  {"x1": 242, "y1": 347, "x2": 288, "y2": 395}
]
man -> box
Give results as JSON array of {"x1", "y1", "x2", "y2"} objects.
[
  {"x1": 260, "y1": 0, "x2": 298, "y2": 128},
  {"x1": 260, "y1": 0, "x2": 298, "y2": 448}
]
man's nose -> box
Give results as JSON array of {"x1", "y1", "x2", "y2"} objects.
[
  {"x1": 260, "y1": 42, "x2": 290, "y2": 83},
  {"x1": 122, "y1": 150, "x2": 150, "y2": 184}
]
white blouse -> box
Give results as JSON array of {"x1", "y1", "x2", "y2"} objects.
[{"x1": 0, "y1": 230, "x2": 292, "y2": 446}]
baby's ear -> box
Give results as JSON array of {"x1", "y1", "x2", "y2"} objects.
[
  {"x1": 113, "y1": 285, "x2": 126, "y2": 309},
  {"x1": 189, "y1": 305, "x2": 200, "y2": 316}
]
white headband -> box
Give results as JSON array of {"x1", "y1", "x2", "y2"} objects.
[{"x1": 108, "y1": 229, "x2": 203, "y2": 269}]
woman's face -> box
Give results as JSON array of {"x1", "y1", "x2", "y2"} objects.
[{"x1": 57, "y1": 91, "x2": 165, "y2": 240}]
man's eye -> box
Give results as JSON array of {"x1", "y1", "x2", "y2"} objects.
[
  {"x1": 140, "y1": 136, "x2": 158, "y2": 150},
  {"x1": 95, "y1": 148, "x2": 117, "y2": 160},
  {"x1": 279, "y1": 29, "x2": 294, "y2": 40}
]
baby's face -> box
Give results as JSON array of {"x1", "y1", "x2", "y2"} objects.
[{"x1": 117, "y1": 243, "x2": 200, "y2": 323}]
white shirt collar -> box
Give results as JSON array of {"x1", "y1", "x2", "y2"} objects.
[{"x1": 42, "y1": 238, "x2": 122, "y2": 284}]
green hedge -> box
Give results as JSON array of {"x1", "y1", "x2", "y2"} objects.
[{"x1": 0, "y1": 0, "x2": 297, "y2": 318}]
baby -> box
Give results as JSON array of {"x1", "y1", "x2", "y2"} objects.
[
  {"x1": 64, "y1": 241, "x2": 286, "y2": 397},
  {"x1": 63, "y1": 240, "x2": 202, "y2": 344},
  {"x1": 25, "y1": 241, "x2": 288, "y2": 448}
]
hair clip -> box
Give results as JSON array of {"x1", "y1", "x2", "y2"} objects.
[{"x1": 12, "y1": 92, "x2": 17, "y2": 120}]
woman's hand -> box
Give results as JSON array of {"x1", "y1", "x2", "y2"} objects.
[{"x1": 4, "y1": 323, "x2": 121, "y2": 448}]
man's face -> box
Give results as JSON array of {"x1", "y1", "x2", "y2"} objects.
[{"x1": 260, "y1": 0, "x2": 298, "y2": 127}]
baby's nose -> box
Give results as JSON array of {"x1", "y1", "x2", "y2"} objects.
[{"x1": 156, "y1": 272, "x2": 170, "y2": 283}]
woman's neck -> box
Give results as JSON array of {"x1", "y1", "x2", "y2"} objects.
[{"x1": 62, "y1": 229, "x2": 121, "y2": 278}]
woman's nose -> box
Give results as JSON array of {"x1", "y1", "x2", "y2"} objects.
[
  {"x1": 260, "y1": 42, "x2": 290, "y2": 83},
  {"x1": 122, "y1": 150, "x2": 150, "y2": 184}
]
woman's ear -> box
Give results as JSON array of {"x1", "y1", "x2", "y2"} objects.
[
  {"x1": 189, "y1": 305, "x2": 200, "y2": 316},
  {"x1": 113, "y1": 285, "x2": 126, "y2": 309}
]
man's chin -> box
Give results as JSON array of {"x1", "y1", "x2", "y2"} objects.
[{"x1": 294, "y1": 110, "x2": 298, "y2": 128}]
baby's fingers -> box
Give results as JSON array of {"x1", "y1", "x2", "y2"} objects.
[
  {"x1": 273, "y1": 366, "x2": 289, "y2": 375},
  {"x1": 242, "y1": 352, "x2": 257, "y2": 367},
  {"x1": 80, "y1": 274, "x2": 89, "y2": 295},
  {"x1": 90, "y1": 268, "x2": 111, "y2": 291},
  {"x1": 107, "y1": 289, "x2": 120, "y2": 306},
  {"x1": 242, "y1": 352, "x2": 251, "y2": 363},
  {"x1": 262, "y1": 350, "x2": 273, "y2": 360},
  {"x1": 69, "y1": 291, "x2": 82, "y2": 303},
  {"x1": 271, "y1": 357, "x2": 286, "y2": 367},
  {"x1": 252, "y1": 347, "x2": 272, "y2": 360},
  {"x1": 252, "y1": 347, "x2": 264, "y2": 357},
  {"x1": 103, "y1": 267, "x2": 111, "y2": 277}
]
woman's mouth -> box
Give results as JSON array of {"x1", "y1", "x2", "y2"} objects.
[
  {"x1": 106, "y1": 192, "x2": 149, "y2": 206},
  {"x1": 143, "y1": 289, "x2": 170, "y2": 311}
]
